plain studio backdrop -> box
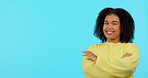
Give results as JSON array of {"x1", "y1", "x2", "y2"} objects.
[{"x1": 0, "y1": 0, "x2": 147, "y2": 78}]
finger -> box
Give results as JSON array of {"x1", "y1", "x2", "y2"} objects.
[
  {"x1": 82, "y1": 52, "x2": 87, "y2": 55},
  {"x1": 83, "y1": 51, "x2": 91, "y2": 54},
  {"x1": 123, "y1": 52, "x2": 129, "y2": 57},
  {"x1": 125, "y1": 54, "x2": 129, "y2": 57},
  {"x1": 82, "y1": 55, "x2": 87, "y2": 56},
  {"x1": 122, "y1": 53, "x2": 132, "y2": 58},
  {"x1": 124, "y1": 53, "x2": 129, "y2": 57},
  {"x1": 82, "y1": 51, "x2": 88, "y2": 53},
  {"x1": 122, "y1": 53, "x2": 127, "y2": 58},
  {"x1": 83, "y1": 52, "x2": 91, "y2": 56},
  {"x1": 125, "y1": 53, "x2": 132, "y2": 56},
  {"x1": 127, "y1": 53, "x2": 132, "y2": 57}
]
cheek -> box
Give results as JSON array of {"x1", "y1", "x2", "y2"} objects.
[
  {"x1": 114, "y1": 27, "x2": 121, "y2": 34},
  {"x1": 103, "y1": 26, "x2": 106, "y2": 33}
]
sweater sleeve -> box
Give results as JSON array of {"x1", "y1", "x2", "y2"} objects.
[
  {"x1": 82, "y1": 44, "x2": 98, "y2": 74},
  {"x1": 96, "y1": 43, "x2": 140, "y2": 77}
]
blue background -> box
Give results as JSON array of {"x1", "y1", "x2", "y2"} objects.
[{"x1": 0, "y1": 0, "x2": 147, "y2": 78}]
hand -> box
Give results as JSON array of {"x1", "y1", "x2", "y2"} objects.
[
  {"x1": 82, "y1": 51, "x2": 97, "y2": 62},
  {"x1": 122, "y1": 52, "x2": 132, "y2": 58}
]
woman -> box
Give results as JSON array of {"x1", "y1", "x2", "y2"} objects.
[{"x1": 82, "y1": 8, "x2": 140, "y2": 78}]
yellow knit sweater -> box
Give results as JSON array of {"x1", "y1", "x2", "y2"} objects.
[{"x1": 82, "y1": 42, "x2": 140, "y2": 78}]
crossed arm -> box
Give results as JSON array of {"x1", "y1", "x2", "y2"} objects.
[
  {"x1": 82, "y1": 51, "x2": 132, "y2": 62},
  {"x1": 82, "y1": 49, "x2": 138, "y2": 77}
]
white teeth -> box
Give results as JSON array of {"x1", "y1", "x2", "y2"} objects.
[{"x1": 107, "y1": 31, "x2": 113, "y2": 33}]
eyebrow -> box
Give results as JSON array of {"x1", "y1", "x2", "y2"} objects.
[{"x1": 104, "y1": 20, "x2": 119, "y2": 23}]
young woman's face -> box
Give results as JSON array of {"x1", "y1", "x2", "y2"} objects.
[{"x1": 103, "y1": 14, "x2": 121, "y2": 42}]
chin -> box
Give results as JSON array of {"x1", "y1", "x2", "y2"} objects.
[{"x1": 106, "y1": 36, "x2": 114, "y2": 39}]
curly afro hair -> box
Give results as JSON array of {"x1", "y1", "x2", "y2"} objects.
[{"x1": 94, "y1": 8, "x2": 135, "y2": 43}]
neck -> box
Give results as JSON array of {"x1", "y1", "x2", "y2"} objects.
[{"x1": 108, "y1": 39, "x2": 120, "y2": 43}]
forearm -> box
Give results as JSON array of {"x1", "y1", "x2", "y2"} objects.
[
  {"x1": 82, "y1": 51, "x2": 97, "y2": 62},
  {"x1": 95, "y1": 56, "x2": 139, "y2": 77}
]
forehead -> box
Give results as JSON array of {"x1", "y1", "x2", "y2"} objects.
[{"x1": 104, "y1": 14, "x2": 120, "y2": 22}]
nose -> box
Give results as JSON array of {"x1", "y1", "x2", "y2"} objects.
[{"x1": 107, "y1": 24, "x2": 113, "y2": 29}]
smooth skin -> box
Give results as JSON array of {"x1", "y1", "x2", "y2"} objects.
[{"x1": 82, "y1": 14, "x2": 132, "y2": 61}]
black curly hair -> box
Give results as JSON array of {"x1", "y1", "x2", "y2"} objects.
[{"x1": 94, "y1": 8, "x2": 135, "y2": 43}]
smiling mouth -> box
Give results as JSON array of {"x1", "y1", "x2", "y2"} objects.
[{"x1": 106, "y1": 31, "x2": 114, "y2": 35}]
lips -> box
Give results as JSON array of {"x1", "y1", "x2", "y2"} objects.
[{"x1": 106, "y1": 31, "x2": 114, "y2": 35}]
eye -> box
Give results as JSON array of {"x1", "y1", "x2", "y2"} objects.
[
  {"x1": 104, "y1": 23, "x2": 109, "y2": 25},
  {"x1": 113, "y1": 23, "x2": 118, "y2": 25}
]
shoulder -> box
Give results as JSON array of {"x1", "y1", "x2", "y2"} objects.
[
  {"x1": 88, "y1": 44, "x2": 101, "y2": 48},
  {"x1": 124, "y1": 43, "x2": 140, "y2": 52},
  {"x1": 87, "y1": 44, "x2": 101, "y2": 55},
  {"x1": 88, "y1": 42, "x2": 109, "y2": 49},
  {"x1": 125, "y1": 43, "x2": 139, "y2": 48},
  {"x1": 87, "y1": 44, "x2": 101, "y2": 51}
]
